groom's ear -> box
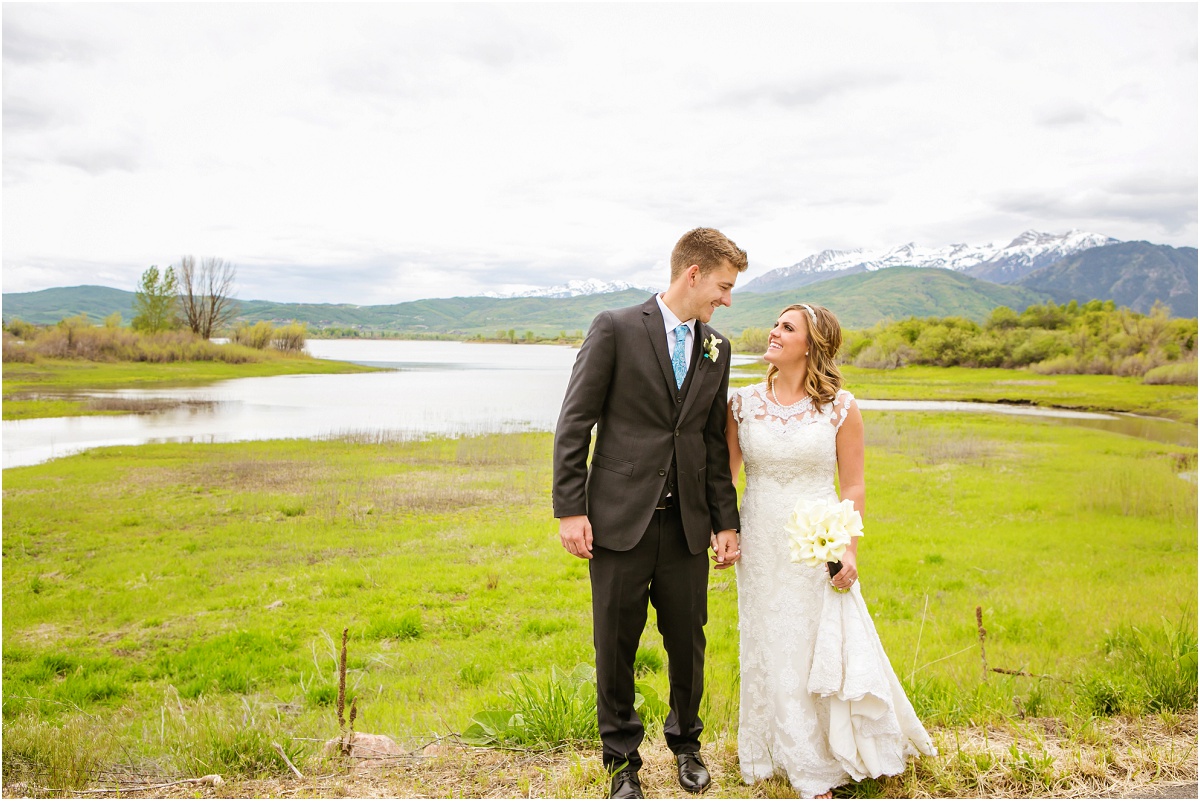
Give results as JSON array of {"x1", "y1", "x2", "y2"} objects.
[{"x1": 685, "y1": 264, "x2": 701, "y2": 286}]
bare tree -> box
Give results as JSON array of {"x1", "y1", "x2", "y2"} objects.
[{"x1": 178, "y1": 256, "x2": 238, "y2": 339}]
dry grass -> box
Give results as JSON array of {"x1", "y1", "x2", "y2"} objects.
[
  {"x1": 83, "y1": 397, "x2": 215, "y2": 414},
  {"x1": 10, "y1": 713, "x2": 1192, "y2": 799},
  {"x1": 120, "y1": 437, "x2": 549, "y2": 516},
  {"x1": 865, "y1": 416, "x2": 998, "y2": 466}
]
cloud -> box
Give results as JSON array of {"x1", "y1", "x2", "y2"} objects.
[
  {"x1": 2, "y1": 96, "x2": 65, "y2": 135},
  {"x1": 716, "y1": 71, "x2": 901, "y2": 109},
  {"x1": 1035, "y1": 104, "x2": 1116, "y2": 127},
  {"x1": 1, "y1": 12, "x2": 98, "y2": 67},
  {"x1": 991, "y1": 176, "x2": 1197, "y2": 236}
]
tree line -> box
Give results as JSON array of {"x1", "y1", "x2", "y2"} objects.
[
  {"x1": 734, "y1": 300, "x2": 1197, "y2": 384},
  {"x1": 4, "y1": 256, "x2": 308, "y2": 363}
]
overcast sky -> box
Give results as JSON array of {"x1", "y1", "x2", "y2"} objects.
[{"x1": 3, "y1": 2, "x2": 1196, "y2": 304}]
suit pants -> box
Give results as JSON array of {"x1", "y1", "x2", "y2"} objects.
[{"x1": 589, "y1": 503, "x2": 709, "y2": 771}]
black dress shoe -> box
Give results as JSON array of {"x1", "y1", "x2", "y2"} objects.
[
  {"x1": 676, "y1": 751, "x2": 711, "y2": 793},
  {"x1": 609, "y1": 768, "x2": 644, "y2": 799}
]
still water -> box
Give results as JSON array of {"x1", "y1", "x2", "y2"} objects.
[{"x1": 2, "y1": 340, "x2": 1193, "y2": 469}]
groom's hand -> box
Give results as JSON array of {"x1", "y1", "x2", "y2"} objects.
[
  {"x1": 710, "y1": 529, "x2": 740, "y2": 569},
  {"x1": 559, "y1": 515, "x2": 594, "y2": 559}
]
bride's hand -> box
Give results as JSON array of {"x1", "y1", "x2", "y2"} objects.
[
  {"x1": 710, "y1": 530, "x2": 740, "y2": 569},
  {"x1": 831, "y1": 551, "x2": 858, "y2": 590}
]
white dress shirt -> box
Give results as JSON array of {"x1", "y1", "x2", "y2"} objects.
[{"x1": 656, "y1": 294, "x2": 695, "y2": 373}]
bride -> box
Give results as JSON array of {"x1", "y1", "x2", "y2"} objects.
[{"x1": 726, "y1": 303, "x2": 935, "y2": 798}]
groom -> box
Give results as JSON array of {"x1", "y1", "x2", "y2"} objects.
[{"x1": 553, "y1": 228, "x2": 746, "y2": 798}]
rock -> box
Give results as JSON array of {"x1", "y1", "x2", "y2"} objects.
[
  {"x1": 265, "y1": 600, "x2": 284, "y2": 609},
  {"x1": 323, "y1": 732, "x2": 405, "y2": 761}
]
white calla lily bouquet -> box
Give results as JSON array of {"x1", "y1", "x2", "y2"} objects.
[{"x1": 784, "y1": 497, "x2": 863, "y2": 592}]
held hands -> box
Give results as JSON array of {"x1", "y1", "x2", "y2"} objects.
[
  {"x1": 559, "y1": 515, "x2": 593, "y2": 559},
  {"x1": 710, "y1": 529, "x2": 740, "y2": 569},
  {"x1": 830, "y1": 550, "x2": 858, "y2": 591}
]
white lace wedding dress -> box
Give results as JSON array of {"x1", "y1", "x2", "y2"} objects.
[{"x1": 731, "y1": 383, "x2": 936, "y2": 798}]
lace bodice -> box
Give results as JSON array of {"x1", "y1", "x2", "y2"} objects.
[{"x1": 731, "y1": 383, "x2": 855, "y2": 502}]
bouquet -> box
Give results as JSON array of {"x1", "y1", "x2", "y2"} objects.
[{"x1": 784, "y1": 497, "x2": 863, "y2": 592}]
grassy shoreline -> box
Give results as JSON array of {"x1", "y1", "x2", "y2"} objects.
[
  {"x1": 2, "y1": 356, "x2": 380, "y2": 420},
  {"x1": 730, "y1": 362, "x2": 1199, "y2": 425},
  {"x1": 3, "y1": 410, "x2": 1195, "y2": 796}
]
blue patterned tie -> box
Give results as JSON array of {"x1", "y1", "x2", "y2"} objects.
[{"x1": 672, "y1": 323, "x2": 689, "y2": 389}]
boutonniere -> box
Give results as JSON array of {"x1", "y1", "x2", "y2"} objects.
[{"x1": 702, "y1": 334, "x2": 722, "y2": 362}]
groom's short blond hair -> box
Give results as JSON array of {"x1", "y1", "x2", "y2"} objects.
[{"x1": 670, "y1": 228, "x2": 748, "y2": 281}]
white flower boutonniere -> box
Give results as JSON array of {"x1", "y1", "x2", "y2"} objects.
[{"x1": 702, "y1": 334, "x2": 722, "y2": 362}]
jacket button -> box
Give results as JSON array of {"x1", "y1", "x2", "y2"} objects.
[
  {"x1": 674, "y1": 430, "x2": 680, "y2": 437},
  {"x1": 658, "y1": 469, "x2": 666, "y2": 476},
  {"x1": 676, "y1": 395, "x2": 682, "y2": 403}
]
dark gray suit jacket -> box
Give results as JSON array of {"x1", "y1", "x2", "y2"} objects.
[{"x1": 553, "y1": 296, "x2": 741, "y2": 555}]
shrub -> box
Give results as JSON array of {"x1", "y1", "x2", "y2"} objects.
[
  {"x1": 2, "y1": 332, "x2": 35, "y2": 363},
  {"x1": 2, "y1": 321, "x2": 266, "y2": 364},
  {"x1": 232, "y1": 321, "x2": 275, "y2": 350},
  {"x1": 271, "y1": 322, "x2": 307, "y2": 353},
  {"x1": 1114, "y1": 351, "x2": 1165, "y2": 378},
  {"x1": 734, "y1": 327, "x2": 769, "y2": 354},
  {"x1": 853, "y1": 332, "x2": 918, "y2": 369},
  {"x1": 5, "y1": 317, "x2": 39, "y2": 339},
  {"x1": 1143, "y1": 360, "x2": 1198, "y2": 385}
]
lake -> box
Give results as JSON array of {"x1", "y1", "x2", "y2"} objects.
[{"x1": 2, "y1": 340, "x2": 1193, "y2": 469}]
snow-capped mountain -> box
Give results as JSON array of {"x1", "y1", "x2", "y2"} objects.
[
  {"x1": 965, "y1": 230, "x2": 1121, "y2": 283},
  {"x1": 483, "y1": 279, "x2": 657, "y2": 299},
  {"x1": 739, "y1": 230, "x2": 1120, "y2": 293}
]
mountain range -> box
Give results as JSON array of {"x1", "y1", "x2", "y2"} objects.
[
  {"x1": 0, "y1": 269, "x2": 1055, "y2": 337},
  {"x1": 738, "y1": 230, "x2": 1120, "y2": 292},
  {"x1": 4, "y1": 232, "x2": 1195, "y2": 336}
]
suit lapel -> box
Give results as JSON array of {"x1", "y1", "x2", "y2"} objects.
[
  {"x1": 676, "y1": 322, "x2": 713, "y2": 423},
  {"x1": 641, "y1": 298, "x2": 679, "y2": 399}
]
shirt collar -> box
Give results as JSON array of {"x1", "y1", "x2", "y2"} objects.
[{"x1": 656, "y1": 293, "x2": 696, "y2": 334}]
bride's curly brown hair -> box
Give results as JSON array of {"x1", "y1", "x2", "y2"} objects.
[{"x1": 765, "y1": 303, "x2": 844, "y2": 407}]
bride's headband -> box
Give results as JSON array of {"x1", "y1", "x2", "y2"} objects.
[{"x1": 799, "y1": 304, "x2": 818, "y2": 327}]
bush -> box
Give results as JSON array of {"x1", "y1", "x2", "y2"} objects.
[
  {"x1": 853, "y1": 332, "x2": 918, "y2": 369},
  {"x1": 1143, "y1": 360, "x2": 1198, "y2": 385},
  {"x1": 2, "y1": 332, "x2": 35, "y2": 363},
  {"x1": 1114, "y1": 351, "x2": 1165, "y2": 378},
  {"x1": 232, "y1": 321, "x2": 275, "y2": 350},
  {"x1": 271, "y1": 322, "x2": 307, "y2": 353},
  {"x1": 1, "y1": 320, "x2": 265, "y2": 364},
  {"x1": 734, "y1": 327, "x2": 769, "y2": 354},
  {"x1": 5, "y1": 317, "x2": 39, "y2": 339}
]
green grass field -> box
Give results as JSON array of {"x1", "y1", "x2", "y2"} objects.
[
  {"x1": 1, "y1": 356, "x2": 380, "y2": 420},
  {"x1": 729, "y1": 363, "x2": 1199, "y2": 425},
  {"x1": 2, "y1": 407, "x2": 1195, "y2": 795}
]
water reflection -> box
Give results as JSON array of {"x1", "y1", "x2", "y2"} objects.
[{"x1": 3, "y1": 340, "x2": 1194, "y2": 469}]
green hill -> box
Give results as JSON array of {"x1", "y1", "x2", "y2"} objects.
[
  {"x1": 714, "y1": 267, "x2": 1050, "y2": 333},
  {"x1": 3, "y1": 269, "x2": 1049, "y2": 336},
  {"x1": 2, "y1": 285, "x2": 137, "y2": 324}
]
